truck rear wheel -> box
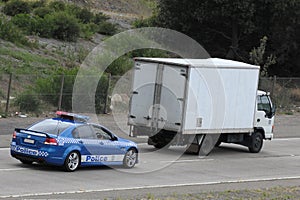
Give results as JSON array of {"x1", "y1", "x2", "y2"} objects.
[
  {"x1": 248, "y1": 132, "x2": 263, "y2": 153},
  {"x1": 199, "y1": 135, "x2": 214, "y2": 156}
]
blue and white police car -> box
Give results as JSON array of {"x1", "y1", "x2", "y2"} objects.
[{"x1": 11, "y1": 111, "x2": 138, "y2": 172}]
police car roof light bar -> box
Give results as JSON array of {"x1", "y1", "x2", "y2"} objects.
[{"x1": 55, "y1": 111, "x2": 90, "y2": 123}]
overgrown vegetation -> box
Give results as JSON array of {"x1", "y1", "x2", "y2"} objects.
[
  {"x1": 117, "y1": 186, "x2": 300, "y2": 200},
  {"x1": 0, "y1": 14, "x2": 29, "y2": 45},
  {"x1": 250, "y1": 36, "x2": 276, "y2": 77},
  {"x1": 15, "y1": 89, "x2": 40, "y2": 112},
  {"x1": 1, "y1": 0, "x2": 117, "y2": 43},
  {"x1": 135, "y1": 0, "x2": 300, "y2": 77},
  {"x1": 0, "y1": 0, "x2": 169, "y2": 114},
  {"x1": 12, "y1": 48, "x2": 168, "y2": 113}
]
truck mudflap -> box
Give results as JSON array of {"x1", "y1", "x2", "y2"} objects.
[{"x1": 185, "y1": 134, "x2": 220, "y2": 156}]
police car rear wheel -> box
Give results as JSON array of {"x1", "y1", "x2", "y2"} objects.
[
  {"x1": 123, "y1": 149, "x2": 137, "y2": 168},
  {"x1": 64, "y1": 151, "x2": 80, "y2": 172}
]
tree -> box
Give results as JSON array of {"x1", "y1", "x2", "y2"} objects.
[
  {"x1": 156, "y1": 0, "x2": 300, "y2": 76},
  {"x1": 266, "y1": 0, "x2": 300, "y2": 76},
  {"x1": 158, "y1": 0, "x2": 257, "y2": 59},
  {"x1": 250, "y1": 36, "x2": 276, "y2": 77}
]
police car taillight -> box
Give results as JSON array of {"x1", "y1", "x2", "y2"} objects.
[
  {"x1": 44, "y1": 138, "x2": 58, "y2": 145},
  {"x1": 12, "y1": 131, "x2": 16, "y2": 139}
]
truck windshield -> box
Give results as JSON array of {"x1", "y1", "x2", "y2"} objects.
[{"x1": 257, "y1": 95, "x2": 271, "y2": 113}]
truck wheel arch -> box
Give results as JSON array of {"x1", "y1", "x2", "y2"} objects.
[{"x1": 254, "y1": 127, "x2": 265, "y2": 139}]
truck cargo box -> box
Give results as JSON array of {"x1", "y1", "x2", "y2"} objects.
[{"x1": 128, "y1": 58, "x2": 260, "y2": 135}]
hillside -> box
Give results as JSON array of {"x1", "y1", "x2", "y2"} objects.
[{"x1": 0, "y1": 0, "x2": 155, "y2": 114}]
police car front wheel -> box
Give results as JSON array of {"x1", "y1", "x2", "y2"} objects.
[
  {"x1": 123, "y1": 149, "x2": 137, "y2": 168},
  {"x1": 64, "y1": 151, "x2": 80, "y2": 172}
]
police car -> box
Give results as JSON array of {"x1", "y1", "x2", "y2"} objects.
[{"x1": 10, "y1": 111, "x2": 138, "y2": 172}]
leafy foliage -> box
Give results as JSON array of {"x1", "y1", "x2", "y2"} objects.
[
  {"x1": 3, "y1": 0, "x2": 31, "y2": 16},
  {"x1": 15, "y1": 90, "x2": 40, "y2": 112},
  {"x1": 2, "y1": 0, "x2": 118, "y2": 42},
  {"x1": 0, "y1": 14, "x2": 28, "y2": 45},
  {"x1": 33, "y1": 7, "x2": 53, "y2": 18},
  {"x1": 34, "y1": 68, "x2": 78, "y2": 111},
  {"x1": 155, "y1": 0, "x2": 300, "y2": 76},
  {"x1": 46, "y1": 12, "x2": 80, "y2": 42},
  {"x1": 97, "y1": 21, "x2": 117, "y2": 35},
  {"x1": 250, "y1": 36, "x2": 276, "y2": 77}
]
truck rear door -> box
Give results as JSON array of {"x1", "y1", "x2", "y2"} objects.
[
  {"x1": 129, "y1": 62, "x2": 158, "y2": 127},
  {"x1": 129, "y1": 62, "x2": 187, "y2": 132},
  {"x1": 158, "y1": 65, "x2": 187, "y2": 131}
]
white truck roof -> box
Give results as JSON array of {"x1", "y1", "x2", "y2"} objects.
[
  {"x1": 134, "y1": 58, "x2": 260, "y2": 70},
  {"x1": 257, "y1": 90, "x2": 267, "y2": 95}
]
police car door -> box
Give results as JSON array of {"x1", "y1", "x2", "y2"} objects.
[
  {"x1": 92, "y1": 125, "x2": 124, "y2": 156},
  {"x1": 74, "y1": 125, "x2": 103, "y2": 158}
]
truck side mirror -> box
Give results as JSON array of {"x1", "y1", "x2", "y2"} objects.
[{"x1": 271, "y1": 105, "x2": 276, "y2": 117}]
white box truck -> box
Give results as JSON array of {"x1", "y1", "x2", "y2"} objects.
[{"x1": 128, "y1": 58, "x2": 275, "y2": 155}]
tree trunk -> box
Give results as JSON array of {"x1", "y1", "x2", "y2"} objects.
[{"x1": 226, "y1": 20, "x2": 239, "y2": 60}]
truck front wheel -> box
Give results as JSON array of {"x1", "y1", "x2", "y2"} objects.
[{"x1": 248, "y1": 132, "x2": 263, "y2": 153}]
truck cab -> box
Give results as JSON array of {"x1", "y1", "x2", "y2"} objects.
[
  {"x1": 215, "y1": 90, "x2": 275, "y2": 154},
  {"x1": 254, "y1": 90, "x2": 276, "y2": 140}
]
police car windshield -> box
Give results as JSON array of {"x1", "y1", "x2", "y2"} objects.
[{"x1": 28, "y1": 119, "x2": 73, "y2": 135}]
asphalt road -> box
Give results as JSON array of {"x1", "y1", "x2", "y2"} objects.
[
  {"x1": 0, "y1": 113, "x2": 299, "y2": 199},
  {"x1": 1, "y1": 113, "x2": 300, "y2": 148},
  {"x1": 1, "y1": 138, "x2": 300, "y2": 199}
]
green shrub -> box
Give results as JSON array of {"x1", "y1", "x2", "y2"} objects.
[
  {"x1": 106, "y1": 56, "x2": 133, "y2": 75},
  {"x1": 35, "y1": 68, "x2": 77, "y2": 111},
  {"x1": 80, "y1": 23, "x2": 98, "y2": 39},
  {"x1": 15, "y1": 90, "x2": 40, "y2": 112},
  {"x1": 33, "y1": 7, "x2": 53, "y2": 18},
  {"x1": 48, "y1": 1, "x2": 66, "y2": 11},
  {"x1": 3, "y1": 0, "x2": 31, "y2": 16},
  {"x1": 29, "y1": 0, "x2": 46, "y2": 9},
  {"x1": 76, "y1": 8, "x2": 94, "y2": 23},
  {"x1": 97, "y1": 21, "x2": 117, "y2": 35},
  {"x1": 0, "y1": 15, "x2": 28, "y2": 45},
  {"x1": 45, "y1": 12, "x2": 80, "y2": 42},
  {"x1": 133, "y1": 16, "x2": 157, "y2": 28},
  {"x1": 93, "y1": 13, "x2": 109, "y2": 25},
  {"x1": 11, "y1": 14, "x2": 38, "y2": 34},
  {"x1": 34, "y1": 16, "x2": 54, "y2": 38}
]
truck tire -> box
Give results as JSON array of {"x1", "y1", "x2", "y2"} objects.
[
  {"x1": 154, "y1": 142, "x2": 171, "y2": 149},
  {"x1": 199, "y1": 135, "x2": 214, "y2": 156},
  {"x1": 248, "y1": 132, "x2": 263, "y2": 153},
  {"x1": 215, "y1": 140, "x2": 222, "y2": 147}
]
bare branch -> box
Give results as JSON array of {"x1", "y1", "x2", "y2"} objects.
[{"x1": 206, "y1": 27, "x2": 232, "y2": 41}]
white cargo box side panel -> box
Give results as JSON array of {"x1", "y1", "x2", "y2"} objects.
[{"x1": 183, "y1": 66, "x2": 259, "y2": 134}]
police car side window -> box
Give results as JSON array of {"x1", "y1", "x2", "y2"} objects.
[
  {"x1": 75, "y1": 125, "x2": 96, "y2": 139},
  {"x1": 92, "y1": 125, "x2": 112, "y2": 140},
  {"x1": 72, "y1": 128, "x2": 80, "y2": 139}
]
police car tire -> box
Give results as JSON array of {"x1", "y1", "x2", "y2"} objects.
[
  {"x1": 123, "y1": 148, "x2": 137, "y2": 168},
  {"x1": 64, "y1": 151, "x2": 80, "y2": 172}
]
